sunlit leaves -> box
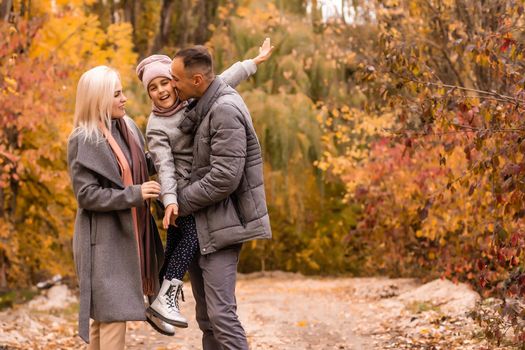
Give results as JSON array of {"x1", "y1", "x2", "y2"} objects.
[
  {"x1": 208, "y1": 2, "x2": 359, "y2": 274},
  {"x1": 30, "y1": 13, "x2": 137, "y2": 85},
  {"x1": 0, "y1": 0, "x2": 137, "y2": 287},
  {"x1": 0, "y1": 19, "x2": 77, "y2": 287},
  {"x1": 315, "y1": 0, "x2": 525, "y2": 346}
]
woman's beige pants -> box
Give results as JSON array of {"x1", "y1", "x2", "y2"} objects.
[{"x1": 87, "y1": 320, "x2": 126, "y2": 350}]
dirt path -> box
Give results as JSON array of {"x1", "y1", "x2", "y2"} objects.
[
  {"x1": 0, "y1": 272, "x2": 502, "y2": 349},
  {"x1": 130, "y1": 273, "x2": 372, "y2": 350}
]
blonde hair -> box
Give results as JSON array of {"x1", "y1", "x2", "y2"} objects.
[{"x1": 73, "y1": 66, "x2": 121, "y2": 141}]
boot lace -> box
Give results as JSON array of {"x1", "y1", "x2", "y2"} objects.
[
  {"x1": 166, "y1": 285, "x2": 177, "y2": 311},
  {"x1": 166, "y1": 284, "x2": 185, "y2": 311}
]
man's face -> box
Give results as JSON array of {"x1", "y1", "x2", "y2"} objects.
[{"x1": 170, "y1": 57, "x2": 198, "y2": 101}]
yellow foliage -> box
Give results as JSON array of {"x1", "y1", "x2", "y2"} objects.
[
  {"x1": 236, "y1": 6, "x2": 250, "y2": 18},
  {"x1": 0, "y1": 0, "x2": 140, "y2": 287},
  {"x1": 30, "y1": 12, "x2": 137, "y2": 85}
]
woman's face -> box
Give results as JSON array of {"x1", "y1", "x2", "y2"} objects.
[
  {"x1": 148, "y1": 77, "x2": 177, "y2": 109},
  {"x1": 111, "y1": 80, "x2": 127, "y2": 118}
]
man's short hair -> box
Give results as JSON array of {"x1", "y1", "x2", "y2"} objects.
[{"x1": 174, "y1": 45, "x2": 214, "y2": 79}]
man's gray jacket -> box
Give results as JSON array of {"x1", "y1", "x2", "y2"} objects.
[{"x1": 177, "y1": 77, "x2": 272, "y2": 255}]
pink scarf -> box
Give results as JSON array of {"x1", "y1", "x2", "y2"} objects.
[
  {"x1": 100, "y1": 118, "x2": 156, "y2": 296},
  {"x1": 151, "y1": 93, "x2": 188, "y2": 117}
]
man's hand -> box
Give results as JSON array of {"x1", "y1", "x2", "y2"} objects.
[
  {"x1": 163, "y1": 203, "x2": 179, "y2": 229},
  {"x1": 253, "y1": 37, "x2": 274, "y2": 65}
]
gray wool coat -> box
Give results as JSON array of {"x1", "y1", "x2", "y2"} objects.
[
  {"x1": 67, "y1": 116, "x2": 163, "y2": 343},
  {"x1": 177, "y1": 77, "x2": 272, "y2": 255}
]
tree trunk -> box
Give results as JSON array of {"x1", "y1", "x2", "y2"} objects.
[
  {"x1": 9, "y1": 175, "x2": 17, "y2": 217},
  {"x1": 193, "y1": 0, "x2": 206, "y2": 44},
  {"x1": 311, "y1": 0, "x2": 321, "y2": 24},
  {"x1": 341, "y1": 0, "x2": 346, "y2": 23},
  {"x1": 122, "y1": 0, "x2": 137, "y2": 45},
  {"x1": 260, "y1": 256, "x2": 266, "y2": 272},
  {"x1": 0, "y1": 0, "x2": 13, "y2": 21},
  {"x1": 0, "y1": 188, "x2": 4, "y2": 217},
  {"x1": 90, "y1": 0, "x2": 112, "y2": 28},
  {"x1": 151, "y1": 0, "x2": 220, "y2": 52},
  {"x1": 194, "y1": 0, "x2": 219, "y2": 44},
  {"x1": 177, "y1": 0, "x2": 191, "y2": 48},
  {"x1": 19, "y1": 0, "x2": 26, "y2": 17},
  {"x1": 151, "y1": 0, "x2": 175, "y2": 53},
  {"x1": 0, "y1": 250, "x2": 7, "y2": 289},
  {"x1": 123, "y1": 0, "x2": 135, "y2": 24}
]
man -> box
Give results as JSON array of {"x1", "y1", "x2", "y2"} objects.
[{"x1": 168, "y1": 45, "x2": 272, "y2": 349}]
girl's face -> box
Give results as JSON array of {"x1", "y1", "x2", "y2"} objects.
[
  {"x1": 148, "y1": 77, "x2": 177, "y2": 109},
  {"x1": 111, "y1": 80, "x2": 127, "y2": 118}
]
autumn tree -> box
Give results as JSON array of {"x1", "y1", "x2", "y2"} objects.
[
  {"x1": 316, "y1": 0, "x2": 525, "y2": 345},
  {"x1": 0, "y1": 0, "x2": 137, "y2": 288},
  {"x1": 188, "y1": 1, "x2": 363, "y2": 273}
]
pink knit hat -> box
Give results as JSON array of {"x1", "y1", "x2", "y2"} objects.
[{"x1": 136, "y1": 54, "x2": 172, "y2": 90}]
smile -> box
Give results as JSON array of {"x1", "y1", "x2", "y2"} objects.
[{"x1": 159, "y1": 95, "x2": 171, "y2": 101}]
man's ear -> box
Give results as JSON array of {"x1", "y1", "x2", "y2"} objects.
[{"x1": 193, "y1": 73, "x2": 203, "y2": 86}]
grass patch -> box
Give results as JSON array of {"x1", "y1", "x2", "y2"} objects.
[
  {"x1": 406, "y1": 300, "x2": 442, "y2": 314},
  {"x1": 0, "y1": 289, "x2": 39, "y2": 310},
  {"x1": 52, "y1": 302, "x2": 79, "y2": 318},
  {"x1": 31, "y1": 302, "x2": 79, "y2": 320}
]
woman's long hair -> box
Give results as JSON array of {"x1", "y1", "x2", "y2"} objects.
[{"x1": 73, "y1": 66, "x2": 120, "y2": 141}]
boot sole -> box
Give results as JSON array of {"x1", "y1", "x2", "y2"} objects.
[
  {"x1": 147, "y1": 306, "x2": 189, "y2": 328},
  {"x1": 145, "y1": 317, "x2": 175, "y2": 336}
]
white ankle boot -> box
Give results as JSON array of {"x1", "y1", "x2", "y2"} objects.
[
  {"x1": 145, "y1": 309, "x2": 176, "y2": 336},
  {"x1": 148, "y1": 278, "x2": 188, "y2": 328}
]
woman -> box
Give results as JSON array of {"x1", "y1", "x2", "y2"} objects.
[{"x1": 67, "y1": 65, "x2": 166, "y2": 348}]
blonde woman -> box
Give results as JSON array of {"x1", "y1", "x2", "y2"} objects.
[{"x1": 67, "y1": 66, "x2": 167, "y2": 348}]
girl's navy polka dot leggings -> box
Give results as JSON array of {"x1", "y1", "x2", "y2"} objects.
[{"x1": 160, "y1": 215, "x2": 199, "y2": 281}]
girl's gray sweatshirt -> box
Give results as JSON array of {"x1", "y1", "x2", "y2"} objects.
[{"x1": 146, "y1": 59, "x2": 257, "y2": 207}]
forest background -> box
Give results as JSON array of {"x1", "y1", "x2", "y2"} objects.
[{"x1": 1, "y1": 0, "x2": 525, "y2": 345}]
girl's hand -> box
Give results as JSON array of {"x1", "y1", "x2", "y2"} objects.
[
  {"x1": 141, "y1": 181, "x2": 161, "y2": 200},
  {"x1": 163, "y1": 203, "x2": 179, "y2": 229},
  {"x1": 253, "y1": 37, "x2": 274, "y2": 65}
]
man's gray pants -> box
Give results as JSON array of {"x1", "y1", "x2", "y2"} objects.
[{"x1": 188, "y1": 243, "x2": 249, "y2": 350}]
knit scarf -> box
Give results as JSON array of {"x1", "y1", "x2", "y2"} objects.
[{"x1": 100, "y1": 117, "x2": 156, "y2": 296}]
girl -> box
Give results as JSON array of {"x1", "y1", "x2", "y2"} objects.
[
  {"x1": 137, "y1": 39, "x2": 273, "y2": 328},
  {"x1": 67, "y1": 66, "x2": 168, "y2": 347}
]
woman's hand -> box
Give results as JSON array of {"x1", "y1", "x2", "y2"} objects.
[
  {"x1": 163, "y1": 203, "x2": 179, "y2": 229},
  {"x1": 141, "y1": 181, "x2": 161, "y2": 200},
  {"x1": 253, "y1": 37, "x2": 274, "y2": 65}
]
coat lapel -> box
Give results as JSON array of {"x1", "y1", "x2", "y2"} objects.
[{"x1": 76, "y1": 136, "x2": 124, "y2": 188}]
